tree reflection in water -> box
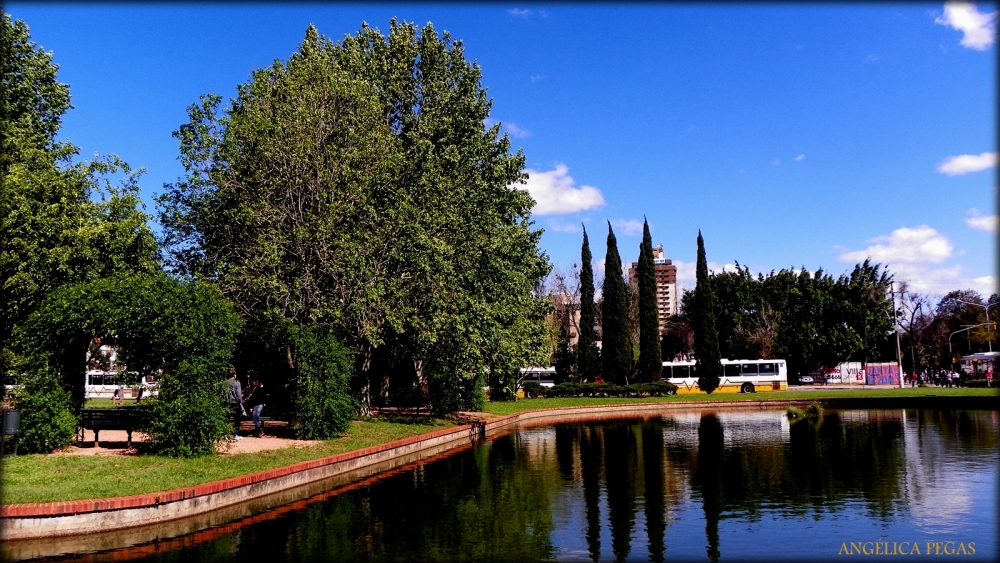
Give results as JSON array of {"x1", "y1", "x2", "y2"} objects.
[{"x1": 693, "y1": 414, "x2": 725, "y2": 562}]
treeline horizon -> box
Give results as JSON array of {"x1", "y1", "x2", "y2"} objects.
[{"x1": 544, "y1": 234, "x2": 997, "y2": 381}]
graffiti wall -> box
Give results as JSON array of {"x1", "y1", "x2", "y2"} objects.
[
  {"x1": 865, "y1": 362, "x2": 900, "y2": 385},
  {"x1": 823, "y1": 362, "x2": 865, "y2": 384}
]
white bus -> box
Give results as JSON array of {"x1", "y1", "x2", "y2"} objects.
[
  {"x1": 85, "y1": 370, "x2": 159, "y2": 399},
  {"x1": 662, "y1": 359, "x2": 788, "y2": 394}
]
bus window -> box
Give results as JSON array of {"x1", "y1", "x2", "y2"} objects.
[
  {"x1": 724, "y1": 364, "x2": 741, "y2": 378},
  {"x1": 89, "y1": 372, "x2": 103, "y2": 386},
  {"x1": 758, "y1": 363, "x2": 776, "y2": 374},
  {"x1": 741, "y1": 363, "x2": 759, "y2": 375},
  {"x1": 672, "y1": 366, "x2": 689, "y2": 378}
]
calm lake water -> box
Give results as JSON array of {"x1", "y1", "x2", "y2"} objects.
[{"x1": 34, "y1": 408, "x2": 1000, "y2": 562}]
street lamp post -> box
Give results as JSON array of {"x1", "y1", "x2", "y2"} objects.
[{"x1": 956, "y1": 299, "x2": 997, "y2": 352}]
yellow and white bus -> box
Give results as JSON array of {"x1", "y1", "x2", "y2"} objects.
[{"x1": 662, "y1": 359, "x2": 788, "y2": 394}]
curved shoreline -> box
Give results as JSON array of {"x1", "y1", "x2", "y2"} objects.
[{"x1": 1, "y1": 394, "x2": 997, "y2": 550}]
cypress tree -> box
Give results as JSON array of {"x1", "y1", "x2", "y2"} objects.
[
  {"x1": 637, "y1": 218, "x2": 662, "y2": 381},
  {"x1": 695, "y1": 230, "x2": 722, "y2": 393},
  {"x1": 553, "y1": 324, "x2": 575, "y2": 385},
  {"x1": 578, "y1": 225, "x2": 600, "y2": 382},
  {"x1": 602, "y1": 222, "x2": 631, "y2": 384}
]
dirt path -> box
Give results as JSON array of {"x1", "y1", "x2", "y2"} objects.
[{"x1": 58, "y1": 424, "x2": 320, "y2": 457}]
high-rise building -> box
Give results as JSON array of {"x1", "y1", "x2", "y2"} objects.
[{"x1": 628, "y1": 245, "x2": 678, "y2": 334}]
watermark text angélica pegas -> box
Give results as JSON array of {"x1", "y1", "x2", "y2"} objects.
[{"x1": 838, "y1": 541, "x2": 976, "y2": 556}]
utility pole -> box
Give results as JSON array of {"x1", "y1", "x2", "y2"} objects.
[{"x1": 891, "y1": 281, "x2": 904, "y2": 388}]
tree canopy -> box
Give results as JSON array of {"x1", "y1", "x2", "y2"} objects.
[
  {"x1": 1, "y1": 14, "x2": 159, "y2": 375},
  {"x1": 159, "y1": 22, "x2": 550, "y2": 414},
  {"x1": 682, "y1": 258, "x2": 896, "y2": 378}
]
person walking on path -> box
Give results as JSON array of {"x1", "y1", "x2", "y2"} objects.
[
  {"x1": 227, "y1": 369, "x2": 245, "y2": 441},
  {"x1": 243, "y1": 378, "x2": 267, "y2": 438}
]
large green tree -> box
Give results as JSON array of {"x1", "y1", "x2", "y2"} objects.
[
  {"x1": 0, "y1": 15, "x2": 159, "y2": 373},
  {"x1": 159, "y1": 22, "x2": 550, "y2": 414},
  {"x1": 636, "y1": 218, "x2": 661, "y2": 381},
  {"x1": 602, "y1": 223, "x2": 631, "y2": 384},
  {"x1": 577, "y1": 226, "x2": 600, "y2": 382},
  {"x1": 694, "y1": 231, "x2": 722, "y2": 393}
]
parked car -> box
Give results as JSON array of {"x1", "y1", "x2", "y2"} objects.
[{"x1": 797, "y1": 371, "x2": 826, "y2": 385}]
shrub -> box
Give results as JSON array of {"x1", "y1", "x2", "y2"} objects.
[
  {"x1": 11, "y1": 369, "x2": 78, "y2": 453},
  {"x1": 137, "y1": 376, "x2": 232, "y2": 457},
  {"x1": 542, "y1": 381, "x2": 676, "y2": 398},
  {"x1": 963, "y1": 379, "x2": 992, "y2": 388},
  {"x1": 521, "y1": 381, "x2": 543, "y2": 398},
  {"x1": 290, "y1": 327, "x2": 357, "y2": 439}
]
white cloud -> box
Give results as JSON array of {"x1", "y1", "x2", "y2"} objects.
[
  {"x1": 773, "y1": 158, "x2": 781, "y2": 165},
  {"x1": 935, "y1": 2, "x2": 997, "y2": 50},
  {"x1": 972, "y1": 276, "x2": 998, "y2": 294},
  {"x1": 546, "y1": 219, "x2": 582, "y2": 233},
  {"x1": 838, "y1": 225, "x2": 953, "y2": 264},
  {"x1": 965, "y1": 209, "x2": 998, "y2": 233},
  {"x1": 837, "y1": 225, "x2": 993, "y2": 296},
  {"x1": 885, "y1": 262, "x2": 996, "y2": 296},
  {"x1": 610, "y1": 219, "x2": 643, "y2": 236},
  {"x1": 517, "y1": 164, "x2": 605, "y2": 216},
  {"x1": 505, "y1": 123, "x2": 531, "y2": 138},
  {"x1": 595, "y1": 258, "x2": 606, "y2": 274},
  {"x1": 530, "y1": 74, "x2": 546, "y2": 82},
  {"x1": 794, "y1": 154, "x2": 806, "y2": 162},
  {"x1": 509, "y1": 8, "x2": 533, "y2": 17},
  {"x1": 937, "y1": 151, "x2": 997, "y2": 175},
  {"x1": 865, "y1": 54, "x2": 879, "y2": 62},
  {"x1": 674, "y1": 259, "x2": 738, "y2": 291}
]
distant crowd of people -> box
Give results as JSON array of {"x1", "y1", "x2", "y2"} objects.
[
  {"x1": 905, "y1": 370, "x2": 975, "y2": 388},
  {"x1": 227, "y1": 369, "x2": 268, "y2": 441}
]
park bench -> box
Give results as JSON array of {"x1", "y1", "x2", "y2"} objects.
[
  {"x1": 374, "y1": 394, "x2": 430, "y2": 416},
  {"x1": 79, "y1": 407, "x2": 138, "y2": 448}
]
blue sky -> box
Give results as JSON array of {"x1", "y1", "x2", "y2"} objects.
[{"x1": 7, "y1": 3, "x2": 997, "y2": 297}]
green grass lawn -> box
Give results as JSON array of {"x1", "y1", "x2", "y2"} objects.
[
  {"x1": 84, "y1": 398, "x2": 136, "y2": 408},
  {"x1": 482, "y1": 387, "x2": 999, "y2": 416},
  {"x1": 0, "y1": 416, "x2": 452, "y2": 504},
  {"x1": 3, "y1": 387, "x2": 996, "y2": 504}
]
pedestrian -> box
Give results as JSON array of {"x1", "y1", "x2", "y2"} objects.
[
  {"x1": 243, "y1": 378, "x2": 267, "y2": 438},
  {"x1": 227, "y1": 369, "x2": 245, "y2": 440}
]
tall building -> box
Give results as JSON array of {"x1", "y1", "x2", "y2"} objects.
[{"x1": 628, "y1": 245, "x2": 678, "y2": 334}]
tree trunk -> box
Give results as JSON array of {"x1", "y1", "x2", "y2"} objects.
[{"x1": 358, "y1": 342, "x2": 373, "y2": 416}]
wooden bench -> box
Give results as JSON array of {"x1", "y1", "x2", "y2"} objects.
[{"x1": 79, "y1": 408, "x2": 138, "y2": 448}]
